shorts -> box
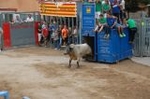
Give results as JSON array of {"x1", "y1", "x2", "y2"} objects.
[
  {"x1": 114, "y1": 23, "x2": 123, "y2": 28},
  {"x1": 95, "y1": 12, "x2": 101, "y2": 19}
]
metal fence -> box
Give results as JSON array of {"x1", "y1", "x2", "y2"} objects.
[
  {"x1": 134, "y1": 18, "x2": 150, "y2": 57},
  {"x1": 0, "y1": 12, "x2": 40, "y2": 49}
]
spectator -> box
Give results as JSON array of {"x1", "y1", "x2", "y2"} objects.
[
  {"x1": 72, "y1": 26, "x2": 78, "y2": 44},
  {"x1": 53, "y1": 29, "x2": 60, "y2": 50},
  {"x1": 95, "y1": 0, "x2": 103, "y2": 19},
  {"x1": 14, "y1": 15, "x2": 23, "y2": 23},
  {"x1": 61, "y1": 25, "x2": 69, "y2": 46},
  {"x1": 106, "y1": 13, "x2": 125, "y2": 38},
  {"x1": 26, "y1": 14, "x2": 34, "y2": 22},
  {"x1": 102, "y1": 0, "x2": 111, "y2": 17},
  {"x1": 49, "y1": 21, "x2": 57, "y2": 45},
  {"x1": 42, "y1": 24, "x2": 49, "y2": 47},
  {"x1": 126, "y1": 18, "x2": 137, "y2": 43},
  {"x1": 94, "y1": 14, "x2": 110, "y2": 39},
  {"x1": 111, "y1": 0, "x2": 121, "y2": 23},
  {"x1": 37, "y1": 22, "x2": 42, "y2": 46}
]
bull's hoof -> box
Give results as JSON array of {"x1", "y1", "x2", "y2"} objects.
[
  {"x1": 64, "y1": 53, "x2": 67, "y2": 55},
  {"x1": 68, "y1": 65, "x2": 71, "y2": 68}
]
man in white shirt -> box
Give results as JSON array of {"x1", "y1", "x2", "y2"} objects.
[
  {"x1": 26, "y1": 14, "x2": 34, "y2": 22},
  {"x1": 14, "y1": 15, "x2": 23, "y2": 23}
]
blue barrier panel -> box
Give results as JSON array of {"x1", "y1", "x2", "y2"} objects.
[
  {"x1": 82, "y1": 4, "x2": 95, "y2": 16},
  {"x1": 0, "y1": 91, "x2": 9, "y2": 99},
  {"x1": 81, "y1": 3, "x2": 95, "y2": 37},
  {"x1": 120, "y1": 28, "x2": 133, "y2": 60},
  {"x1": 97, "y1": 29, "x2": 133, "y2": 63},
  {"x1": 97, "y1": 30, "x2": 120, "y2": 63}
]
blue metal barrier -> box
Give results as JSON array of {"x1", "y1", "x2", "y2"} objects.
[
  {"x1": 80, "y1": 3, "x2": 133, "y2": 63},
  {"x1": 0, "y1": 91, "x2": 9, "y2": 99},
  {"x1": 96, "y1": 28, "x2": 133, "y2": 63}
]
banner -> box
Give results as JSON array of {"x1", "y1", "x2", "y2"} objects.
[{"x1": 40, "y1": 2, "x2": 77, "y2": 17}]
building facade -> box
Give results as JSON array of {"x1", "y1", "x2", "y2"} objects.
[{"x1": 0, "y1": 0, "x2": 39, "y2": 12}]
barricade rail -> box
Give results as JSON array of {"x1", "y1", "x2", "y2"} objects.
[{"x1": 134, "y1": 18, "x2": 150, "y2": 57}]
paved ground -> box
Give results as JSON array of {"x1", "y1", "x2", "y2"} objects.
[{"x1": 0, "y1": 47, "x2": 150, "y2": 99}]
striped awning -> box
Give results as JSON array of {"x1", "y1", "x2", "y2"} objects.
[{"x1": 39, "y1": 2, "x2": 77, "y2": 17}]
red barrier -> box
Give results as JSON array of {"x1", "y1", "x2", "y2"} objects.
[{"x1": 2, "y1": 23, "x2": 11, "y2": 48}]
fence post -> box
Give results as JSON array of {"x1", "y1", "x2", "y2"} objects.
[{"x1": 140, "y1": 19, "x2": 144, "y2": 57}]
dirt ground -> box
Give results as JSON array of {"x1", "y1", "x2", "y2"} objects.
[{"x1": 0, "y1": 46, "x2": 150, "y2": 99}]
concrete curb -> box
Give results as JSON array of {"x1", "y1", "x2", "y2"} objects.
[{"x1": 131, "y1": 57, "x2": 150, "y2": 67}]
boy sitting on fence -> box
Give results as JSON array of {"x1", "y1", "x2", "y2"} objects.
[
  {"x1": 94, "y1": 14, "x2": 107, "y2": 33},
  {"x1": 106, "y1": 13, "x2": 126, "y2": 38},
  {"x1": 94, "y1": 14, "x2": 111, "y2": 39}
]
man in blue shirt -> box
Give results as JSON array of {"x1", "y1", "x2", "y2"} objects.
[{"x1": 106, "y1": 13, "x2": 125, "y2": 38}]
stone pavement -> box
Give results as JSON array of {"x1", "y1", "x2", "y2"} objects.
[{"x1": 131, "y1": 57, "x2": 150, "y2": 67}]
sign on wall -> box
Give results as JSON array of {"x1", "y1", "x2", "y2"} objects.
[{"x1": 40, "y1": 2, "x2": 77, "y2": 17}]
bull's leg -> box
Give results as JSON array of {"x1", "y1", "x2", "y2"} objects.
[
  {"x1": 77, "y1": 58, "x2": 80, "y2": 68},
  {"x1": 68, "y1": 58, "x2": 72, "y2": 68}
]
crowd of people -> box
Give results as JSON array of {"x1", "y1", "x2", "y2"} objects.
[
  {"x1": 37, "y1": 20, "x2": 78, "y2": 50},
  {"x1": 94, "y1": 0, "x2": 137, "y2": 43}
]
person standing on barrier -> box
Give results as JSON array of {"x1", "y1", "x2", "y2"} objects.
[
  {"x1": 0, "y1": 27, "x2": 3, "y2": 51},
  {"x1": 111, "y1": 0, "x2": 121, "y2": 23},
  {"x1": 57, "y1": 25, "x2": 62, "y2": 50},
  {"x1": 102, "y1": 0, "x2": 111, "y2": 17},
  {"x1": 68, "y1": 27, "x2": 72, "y2": 44},
  {"x1": 95, "y1": 0, "x2": 103, "y2": 19},
  {"x1": 126, "y1": 18, "x2": 137, "y2": 43}
]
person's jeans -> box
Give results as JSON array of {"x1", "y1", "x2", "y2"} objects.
[
  {"x1": 129, "y1": 27, "x2": 137, "y2": 42},
  {"x1": 72, "y1": 36, "x2": 78, "y2": 44},
  {"x1": 54, "y1": 39, "x2": 59, "y2": 49},
  {"x1": 58, "y1": 37, "x2": 62, "y2": 49}
]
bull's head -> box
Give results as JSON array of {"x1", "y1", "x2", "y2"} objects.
[{"x1": 64, "y1": 44, "x2": 75, "y2": 55}]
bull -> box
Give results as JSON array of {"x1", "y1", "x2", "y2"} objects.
[{"x1": 64, "y1": 43, "x2": 92, "y2": 68}]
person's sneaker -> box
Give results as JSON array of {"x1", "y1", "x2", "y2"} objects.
[
  {"x1": 122, "y1": 33, "x2": 126, "y2": 37},
  {"x1": 104, "y1": 34, "x2": 107, "y2": 39},
  {"x1": 119, "y1": 34, "x2": 123, "y2": 38},
  {"x1": 106, "y1": 34, "x2": 110, "y2": 39}
]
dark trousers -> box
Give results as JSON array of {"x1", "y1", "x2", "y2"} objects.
[
  {"x1": 129, "y1": 27, "x2": 137, "y2": 42},
  {"x1": 113, "y1": 13, "x2": 120, "y2": 23},
  {"x1": 104, "y1": 25, "x2": 110, "y2": 35}
]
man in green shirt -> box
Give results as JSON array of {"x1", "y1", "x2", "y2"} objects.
[
  {"x1": 95, "y1": 0, "x2": 103, "y2": 19},
  {"x1": 126, "y1": 18, "x2": 137, "y2": 43},
  {"x1": 102, "y1": 0, "x2": 111, "y2": 14}
]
